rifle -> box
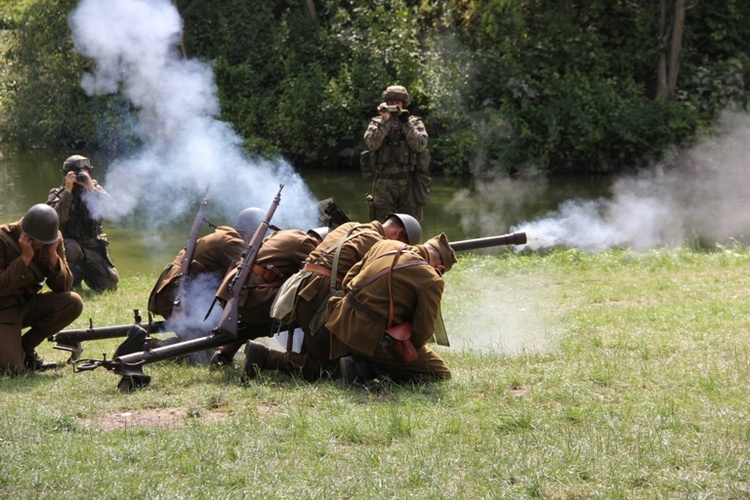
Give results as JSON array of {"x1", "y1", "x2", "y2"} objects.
[
  {"x1": 73, "y1": 186, "x2": 285, "y2": 392},
  {"x1": 211, "y1": 184, "x2": 284, "y2": 337},
  {"x1": 49, "y1": 309, "x2": 165, "y2": 361},
  {"x1": 449, "y1": 231, "x2": 527, "y2": 252},
  {"x1": 170, "y1": 186, "x2": 210, "y2": 325}
]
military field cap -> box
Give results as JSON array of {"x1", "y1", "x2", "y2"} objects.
[{"x1": 424, "y1": 232, "x2": 457, "y2": 272}]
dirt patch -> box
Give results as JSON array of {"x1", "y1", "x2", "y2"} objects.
[{"x1": 79, "y1": 407, "x2": 229, "y2": 431}]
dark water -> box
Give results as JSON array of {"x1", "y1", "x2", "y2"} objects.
[{"x1": 0, "y1": 150, "x2": 611, "y2": 277}]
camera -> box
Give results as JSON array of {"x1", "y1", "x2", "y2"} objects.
[
  {"x1": 76, "y1": 171, "x2": 87, "y2": 182},
  {"x1": 382, "y1": 105, "x2": 400, "y2": 113}
]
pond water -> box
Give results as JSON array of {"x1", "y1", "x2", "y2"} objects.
[{"x1": 0, "y1": 150, "x2": 614, "y2": 277}]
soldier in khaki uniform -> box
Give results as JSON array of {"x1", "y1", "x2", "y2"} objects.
[
  {"x1": 362, "y1": 85, "x2": 431, "y2": 222},
  {"x1": 210, "y1": 228, "x2": 324, "y2": 367},
  {"x1": 0, "y1": 204, "x2": 84, "y2": 374},
  {"x1": 241, "y1": 214, "x2": 422, "y2": 381},
  {"x1": 47, "y1": 155, "x2": 119, "y2": 292},
  {"x1": 327, "y1": 233, "x2": 457, "y2": 384},
  {"x1": 148, "y1": 207, "x2": 264, "y2": 320},
  {"x1": 145, "y1": 208, "x2": 264, "y2": 362}
]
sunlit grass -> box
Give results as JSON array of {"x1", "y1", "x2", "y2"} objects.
[{"x1": 2, "y1": 246, "x2": 750, "y2": 497}]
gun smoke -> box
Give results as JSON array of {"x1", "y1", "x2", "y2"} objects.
[{"x1": 68, "y1": 0, "x2": 318, "y2": 234}]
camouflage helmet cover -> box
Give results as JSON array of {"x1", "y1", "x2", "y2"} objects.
[
  {"x1": 21, "y1": 204, "x2": 60, "y2": 245},
  {"x1": 381, "y1": 85, "x2": 410, "y2": 106},
  {"x1": 63, "y1": 155, "x2": 92, "y2": 172}
]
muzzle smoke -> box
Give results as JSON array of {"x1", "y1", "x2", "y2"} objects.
[{"x1": 69, "y1": 0, "x2": 317, "y2": 231}]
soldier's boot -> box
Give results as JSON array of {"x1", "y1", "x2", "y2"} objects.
[
  {"x1": 240, "y1": 341, "x2": 270, "y2": 382},
  {"x1": 24, "y1": 351, "x2": 59, "y2": 372},
  {"x1": 339, "y1": 355, "x2": 375, "y2": 387}
]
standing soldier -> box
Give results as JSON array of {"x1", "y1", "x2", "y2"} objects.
[
  {"x1": 47, "y1": 155, "x2": 119, "y2": 292},
  {"x1": 0, "y1": 204, "x2": 83, "y2": 374},
  {"x1": 361, "y1": 85, "x2": 431, "y2": 222},
  {"x1": 241, "y1": 214, "x2": 422, "y2": 381},
  {"x1": 327, "y1": 233, "x2": 457, "y2": 385}
]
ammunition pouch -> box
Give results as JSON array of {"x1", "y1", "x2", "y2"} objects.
[
  {"x1": 412, "y1": 171, "x2": 431, "y2": 206},
  {"x1": 360, "y1": 150, "x2": 373, "y2": 177},
  {"x1": 382, "y1": 322, "x2": 418, "y2": 364}
]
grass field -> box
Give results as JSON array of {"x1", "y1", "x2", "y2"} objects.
[{"x1": 1, "y1": 247, "x2": 749, "y2": 498}]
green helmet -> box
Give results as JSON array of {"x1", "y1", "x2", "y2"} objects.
[
  {"x1": 386, "y1": 213, "x2": 422, "y2": 245},
  {"x1": 62, "y1": 155, "x2": 92, "y2": 173},
  {"x1": 381, "y1": 85, "x2": 410, "y2": 106},
  {"x1": 234, "y1": 207, "x2": 264, "y2": 235},
  {"x1": 21, "y1": 204, "x2": 60, "y2": 245}
]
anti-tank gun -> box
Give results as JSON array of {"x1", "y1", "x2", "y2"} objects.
[
  {"x1": 449, "y1": 231, "x2": 527, "y2": 252},
  {"x1": 73, "y1": 185, "x2": 285, "y2": 392}
]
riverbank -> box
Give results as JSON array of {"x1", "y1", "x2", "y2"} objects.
[{"x1": 2, "y1": 247, "x2": 749, "y2": 497}]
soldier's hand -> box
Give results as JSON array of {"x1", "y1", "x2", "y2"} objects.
[
  {"x1": 378, "y1": 102, "x2": 390, "y2": 121},
  {"x1": 75, "y1": 170, "x2": 94, "y2": 190},
  {"x1": 64, "y1": 171, "x2": 78, "y2": 192},
  {"x1": 399, "y1": 109, "x2": 410, "y2": 124},
  {"x1": 18, "y1": 232, "x2": 35, "y2": 265}
]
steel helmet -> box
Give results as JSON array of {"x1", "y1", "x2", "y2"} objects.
[
  {"x1": 21, "y1": 204, "x2": 60, "y2": 245},
  {"x1": 62, "y1": 155, "x2": 92, "y2": 172},
  {"x1": 386, "y1": 213, "x2": 422, "y2": 245},
  {"x1": 234, "y1": 207, "x2": 264, "y2": 235},
  {"x1": 381, "y1": 85, "x2": 410, "y2": 106},
  {"x1": 307, "y1": 226, "x2": 329, "y2": 242}
]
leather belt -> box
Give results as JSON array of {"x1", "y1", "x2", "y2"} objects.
[
  {"x1": 252, "y1": 264, "x2": 284, "y2": 283},
  {"x1": 303, "y1": 263, "x2": 343, "y2": 286}
]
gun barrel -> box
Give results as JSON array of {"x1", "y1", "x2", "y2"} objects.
[{"x1": 449, "y1": 232, "x2": 527, "y2": 252}]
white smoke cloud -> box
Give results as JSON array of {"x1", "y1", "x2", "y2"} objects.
[
  {"x1": 68, "y1": 0, "x2": 317, "y2": 230},
  {"x1": 505, "y1": 110, "x2": 750, "y2": 251}
]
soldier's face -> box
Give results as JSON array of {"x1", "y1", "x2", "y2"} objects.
[{"x1": 386, "y1": 99, "x2": 404, "y2": 108}]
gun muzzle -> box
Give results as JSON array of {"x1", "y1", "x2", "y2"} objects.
[{"x1": 449, "y1": 232, "x2": 527, "y2": 252}]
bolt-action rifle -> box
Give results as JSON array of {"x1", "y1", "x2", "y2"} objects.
[
  {"x1": 170, "y1": 186, "x2": 210, "y2": 326},
  {"x1": 73, "y1": 186, "x2": 285, "y2": 392},
  {"x1": 49, "y1": 309, "x2": 165, "y2": 361},
  {"x1": 212, "y1": 184, "x2": 284, "y2": 338}
]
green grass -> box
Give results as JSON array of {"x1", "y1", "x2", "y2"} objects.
[{"x1": 2, "y1": 247, "x2": 750, "y2": 498}]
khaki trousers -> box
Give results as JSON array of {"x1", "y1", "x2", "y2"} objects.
[{"x1": 0, "y1": 291, "x2": 83, "y2": 374}]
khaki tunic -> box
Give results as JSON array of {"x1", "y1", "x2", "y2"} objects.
[
  {"x1": 0, "y1": 222, "x2": 83, "y2": 373},
  {"x1": 296, "y1": 221, "x2": 386, "y2": 339},
  {"x1": 149, "y1": 226, "x2": 246, "y2": 319},
  {"x1": 326, "y1": 239, "x2": 450, "y2": 381},
  {"x1": 216, "y1": 229, "x2": 319, "y2": 325}
]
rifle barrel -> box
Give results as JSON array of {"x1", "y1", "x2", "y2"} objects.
[{"x1": 449, "y1": 232, "x2": 527, "y2": 252}]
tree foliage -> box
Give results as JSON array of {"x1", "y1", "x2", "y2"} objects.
[{"x1": 0, "y1": 0, "x2": 748, "y2": 175}]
